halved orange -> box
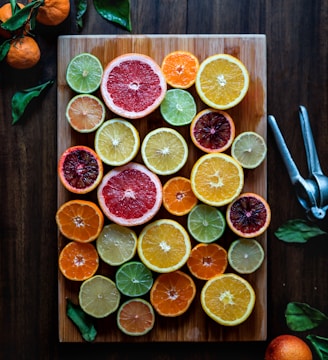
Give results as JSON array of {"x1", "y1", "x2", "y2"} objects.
[
  {"x1": 190, "y1": 109, "x2": 235, "y2": 153},
  {"x1": 150, "y1": 270, "x2": 196, "y2": 317},
  {"x1": 187, "y1": 243, "x2": 228, "y2": 280},
  {"x1": 56, "y1": 199, "x2": 104, "y2": 243},
  {"x1": 58, "y1": 241, "x2": 99, "y2": 281},
  {"x1": 226, "y1": 192, "x2": 271, "y2": 238},
  {"x1": 161, "y1": 50, "x2": 199, "y2": 89},
  {"x1": 162, "y1": 176, "x2": 198, "y2": 216}
]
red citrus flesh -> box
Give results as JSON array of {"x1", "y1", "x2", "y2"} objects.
[
  {"x1": 58, "y1": 145, "x2": 103, "y2": 194},
  {"x1": 190, "y1": 108, "x2": 235, "y2": 153},
  {"x1": 226, "y1": 192, "x2": 271, "y2": 238},
  {"x1": 100, "y1": 53, "x2": 167, "y2": 119},
  {"x1": 97, "y1": 162, "x2": 163, "y2": 226}
]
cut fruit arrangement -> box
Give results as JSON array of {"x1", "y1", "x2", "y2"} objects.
[{"x1": 57, "y1": 50, "x2": 270, "y2": 338}]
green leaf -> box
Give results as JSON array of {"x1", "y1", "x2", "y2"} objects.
[
  {"x1": 75, "y1": 0, "x2": 88, "y2": 32},
  {"x1": 285, "y1": 302, "x2": 328, "y2": 331},
  {"x1": 307, "y1": 335, "x2": 328, "y2": 360},
  {"x1": 11, "y1": 79, "x2": 54, "y2": 125},
  {"x1": 0, "y1": 40, "x2": 11, "y2": 62},
  {"x1": 93, "y1": 0, "x2": 131, "y2": 31},
  {"x1": 274, "y1": 218, "x2": 327, "y2": 243},
  {"x1": 66, "y1": 299, "x2": 97, "y2": 342}
]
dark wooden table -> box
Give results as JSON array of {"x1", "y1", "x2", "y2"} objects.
[{"x1": 1, "y1": 1, "x2": 327, "y2": 359}]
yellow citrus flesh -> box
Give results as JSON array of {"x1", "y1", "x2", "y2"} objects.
[
  {"x1": 196, "y1": 53, "x2": 250, "y2": 110},
  {"x1": 190, "y1": 153, "x2": 244, "y2": 207},
  {"x1": 201, "y1": 273, "x2": 256, "y2": 326},
  {"x1": 137, "y1": 219, "x2": 191, "y2": 273}
]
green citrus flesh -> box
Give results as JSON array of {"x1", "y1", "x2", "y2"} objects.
[
  {"x1": 228, "y1": 238, "x2": 265, "y2": 274},
  {"x1": 115, "y1": 261, "x2": 153, "y2": 297},
  {"x1": 66, "y1": 53, "x2": 103, "y2": 94},
  {"x1": 160, "y1": 89, "x2": 197, "y2": 126},
  {"x1": 187, "y1": 204, "x2": 226, "y2": 243}
]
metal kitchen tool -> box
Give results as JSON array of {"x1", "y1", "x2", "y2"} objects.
[{"x1": 268, "y1": 106, "x2": 328, "y2": 220}]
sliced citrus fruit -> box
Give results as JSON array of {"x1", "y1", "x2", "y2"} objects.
[
  {"x1": 226, "y1": 192, "x2": 271, "y2": 238},
  {"x1": 231, "y1": 131, "x2": 267, "y2": 169},
  {"x1": 141, "y1": 127, "x2": 188, "y2": 175},
  {"x1": 228, "y1": 238, "x2": 265, "y2": 274},
  {"x1": 65, "y1": 94, "x2": 106, "y2": 133},
  {"x1": 160, "y1": 89, "x2": 197, "y2": 126},
  {"x1": 97, "y1": 162, "x2": 162, "y2": 227},
  {"x1": 96, "y1": 223, "x2": 137, "y2": 266},
  {"x1": 100, "y1": 53, "x2": 167, "y2": 119},
  {"x1": 66, "y1": 53, "x2": 103, "y2": 94},
  {"x1": 58, "y1": 241, "x2": 99, "y2": 281},
  {"x1": 190, "y1": 153, "x2": 244, "y2": 207},
  {"x1": 137, "y1": 219, "x2": 191, "y2": 273},
  {"x1": 56, "y1": 199, "x2": 104, "y2": 243},
  {"x1": 195, "y1": 53, "x2": 250, "y2": 110},
  {"x1": 79, "y1": 275, "x2": 121, "y2": 318},
  {"x1": 200, "y1": 273, "x2": 256, "y2": 326},
  {"x1": 190, "y1": 108, "x2": 235, "y2": 153},
  {"x1": 187, "y1": 243, "x2": 228, "y2": 280},
  {"x1": 58, "y1": 145, "x2": 103, "y2": 194},
  {"x1": 187, "y1": 204, "x2": 226, "y2": 243},
  {"x1": 115, "y1": 261, "x2": 153, "y2": 297},
  {"x1": 162, "y1": 176, "x2": 198, "y2": 216},
  {"x1": 150, "y1": 270, "x2": 196, "y2": 317},
  {"x1": 161, "y1": 50, "x2": 199, "y2": 89},
  {"x1": 117, "y1": 298, "x2": 155, "y2": 336},
  {"x1": 94, "y1": 118, "x2": 140, "y2": 166}
]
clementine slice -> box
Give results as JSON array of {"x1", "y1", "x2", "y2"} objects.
[
  {"x1": 56, "y1": 199, "x2": 104, "y2": 243},
  {"x1": 150, "y1": 270, "x2": 196, "y2": 317},
  {"x1": 187, "y1": 243, "x2": 228, "y2": 280},
  {"x1": 162, "y1": 176, "x2": 198, "y2": 216},
  {"x1": 58, "y1": 241, "x2": 99, "y2": 281}
]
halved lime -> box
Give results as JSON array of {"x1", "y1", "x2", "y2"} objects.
[
  {"x1": 78, "y1": 275, "x2": 121, "y2": 318},
  {"x1": 227, "y1": 238, "x2": 265, "y2": 274},
  {"x1": 187, "y1": 204, "x2": 226, "y2": 243},
  {"x1": 66, "y1": 53, "x2": 103, "y2": 94},
  {"x1": 231, "y1": 131, "x2": 267, "y2": 169},
  {"x1": 96, "y1": 224, "x2": 137, "y2": 266},
  {"x1": 115, "y1": 261, "x2": 153, "y2": 297},
  {"x1": 160, "y1": 89, "x2": 197, "y2": 126}
]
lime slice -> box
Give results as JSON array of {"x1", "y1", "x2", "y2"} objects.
[
  {"x1": 227, "y1": 238, "x2": 265, "y2": 274},
  {"x1": 160, "y1": 89, "x2": 197, "y2": 126},
  {"x1": 78, "y1": 275, "x2": 121, "y2": 318},
  {"x1": 66, "y1": 53, "x2": 103, "y2": 94},
  {"x1": 231, "y1": 131, "x2": 267, "y2": 169},
  {"x1": 187, "y1": 204, "x2": 226, "y2": 243},
  {"x1": 115, "y1": 261, "x2": 153, "y2": 297},
  {"x1": 96, "y1": 224, "x2": 137, "y2": 266}
]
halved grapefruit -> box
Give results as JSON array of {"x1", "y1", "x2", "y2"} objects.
[
  {"x1": 100, "y1": 53, "x2": 167, "y2": 119},
  {"x1": 97, "y1": 162, "x2": 163, "y2": 226}
]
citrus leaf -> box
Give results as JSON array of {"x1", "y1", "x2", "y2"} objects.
[
  {"x1": 285, "y1": 302, "x2": 328, "y2": 331},
  {"x1": 75, "y1": 0, "x2": 88, "y2": 32},
  {"x1": 0, "y1": 40, "x2": 11, "y2": 62},
  {"x1": 11, "y1": 79, "x2": 54, "y2": 125},
  {"x1": 274, "y1": 218, "x2": 327, "y2": 243},
  {"x1": 66, "y1": 299, "x2": 97, "y2": 342},
  {"x1": 93, "y1": 0, "x2": 131, "y2": 31},
  {"x1": 306, "y1": 335, "x2": 328, "y2": 360}
]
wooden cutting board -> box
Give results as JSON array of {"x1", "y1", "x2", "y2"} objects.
[{"x1": 57, "y1": 34, "x2": 267, "y2": 343}]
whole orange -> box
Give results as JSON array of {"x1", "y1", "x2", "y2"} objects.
[
  {"x1": 0, "y1": 2, "x2": 26, "y2": 38},
  {"x1": 31, "y1": 0, "x2": 70, "y2": 26},
  {"x1": 6, "y1": 36, "x2": 41, "y2": 69},
  {"x1": 265, "y1": 334, "x2": 313, "y2": 360}
]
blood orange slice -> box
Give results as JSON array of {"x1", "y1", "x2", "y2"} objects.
[
  {"x1": 100, "y1": 53, "x2": 167, "y2": 119},
  {"x1": 58, "y1": 145, "x2": 103, "y2": 194},
  {"x1": 226, "y1": 192, "x2": 271, "y2": 238},
  {"x1": 97, "y1": 162, "x2": 162, "y2": 226}
]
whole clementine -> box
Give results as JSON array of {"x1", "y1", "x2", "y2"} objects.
[
  {"x1": 265, "y1": 335, "x2": 313, "y2": 360},
  {"x1": 6, "y1": 36, "x2": 41, "y2": 69},
  {"x1": 31, "y1": 0, "x2": 70, "y2": 26},
  {"x1": 0, "y1": 2, "x2": 29, "y2": 39}
]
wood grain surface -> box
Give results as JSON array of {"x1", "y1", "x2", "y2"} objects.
[{"x1": 57, "y1": 35, "x2": 267, "y2": 343}]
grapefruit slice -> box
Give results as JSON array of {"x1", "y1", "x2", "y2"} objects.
[
  {"x1": 97, "y1": 162, "x2": 162, "y2": 226},
  {"x1": 100, "y1": 53, "x2": 167, "y2": 119}
]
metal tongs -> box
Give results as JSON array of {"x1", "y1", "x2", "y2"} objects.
[{"x1": 268, "y1": 106, "x2": 328, "y2": 221}]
